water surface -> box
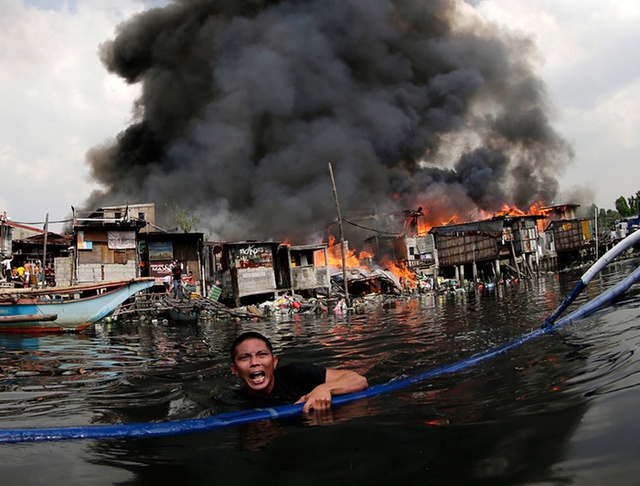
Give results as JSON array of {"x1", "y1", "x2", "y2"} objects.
[{"x1": 1, "y1": 257, "x2": 639, "y2": 485}]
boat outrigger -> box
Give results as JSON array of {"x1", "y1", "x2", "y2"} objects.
[{"x1": 0, "y1": 277, "x2": 155, "y2": 333}]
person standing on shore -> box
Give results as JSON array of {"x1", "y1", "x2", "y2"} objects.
[
  {"x1": 171, "y1": 261, "x2": 183, "y2": 299},
  {"x1": 1, "y1": 255, "x2": 12, "y2": 280}
]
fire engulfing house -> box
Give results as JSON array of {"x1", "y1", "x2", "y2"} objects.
[
  {"x1": 539, "y1": 203, "x2": 595, "y2": 268},
  {"x1": 278, "y1": 244, "x2": 330, "y2": 297},
  {"x1": 364, "y1": 234, "x2": 437, "y2": 276}
]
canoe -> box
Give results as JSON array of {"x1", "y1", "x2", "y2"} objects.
[
  {"x1": 167, "y1": 308, "x2": 198, "y2": 324},
  {"x1": 0, "y1": 278, "x2": 155, "y2": 333}
]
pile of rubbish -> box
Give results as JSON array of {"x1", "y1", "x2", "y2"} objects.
[{"x1": 254, "y1": 266, "x2": 416, "y2": 317}]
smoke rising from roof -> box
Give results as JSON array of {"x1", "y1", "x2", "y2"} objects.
[{"x1": 86, "y1": 0, "x2": 573, "y2": 242}]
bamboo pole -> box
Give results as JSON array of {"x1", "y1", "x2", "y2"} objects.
[
  {"x1": 594, "y1": 205, "x2": 599, "y2": 260},
  {"x1": 328, "y1": 162, "x2": 350, "y2": 305}
]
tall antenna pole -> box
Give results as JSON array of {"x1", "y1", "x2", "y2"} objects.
[{"x1": 328, "y1": 162, "x2": 350, "y2": 305}]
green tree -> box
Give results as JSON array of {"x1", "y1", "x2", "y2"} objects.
[
  {"x1": 627, "y1": 191, "x2": 640, "y2": 215},
  {"x1": 598, "y1": 207, "x2": 621, "y2": 229},
  {"x1": 615, "y1": 196, "x2": 632, "y2": 217},
  {"x1": 166, "y1": 201, "x2": 201, "y2": 233}
]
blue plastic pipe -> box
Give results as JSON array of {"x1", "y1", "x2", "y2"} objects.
[
  {"x1": 543, "y1": 229, "x2": 640, "y2": 328},
  {"x1": 1, "y1": 238, "x2": 639, "y2": 443}
]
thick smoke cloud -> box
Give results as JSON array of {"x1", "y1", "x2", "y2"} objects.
[{"x1": 86, "y1": 0, "x2": 573, "y2": 243}]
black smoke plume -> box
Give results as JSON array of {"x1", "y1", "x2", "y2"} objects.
[{"x1": 87, "y1": 0, "x2": 573, "y2": 242}]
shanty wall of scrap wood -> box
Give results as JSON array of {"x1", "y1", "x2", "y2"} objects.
[
  {"x1": 433, "y1": 233, "x2": 499, "y2": 267},
  {"x1": 548, "y1": 219, "x2": 593, "y2": 252},
  {"x1": 72, "y1": 228, "x2": 139, "y2": 284}
]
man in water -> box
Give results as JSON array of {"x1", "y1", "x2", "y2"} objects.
[{"x1": 230, "y1": 331, "x2": 368, "y2": 413}]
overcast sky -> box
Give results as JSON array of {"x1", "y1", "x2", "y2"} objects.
[{"x1": 1, "y1": 0, "x2": 638, "y2": 233}]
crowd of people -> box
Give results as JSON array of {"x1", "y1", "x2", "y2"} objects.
[{"x1": 0, "y1": 255, "x2": 44, "y2": 288}]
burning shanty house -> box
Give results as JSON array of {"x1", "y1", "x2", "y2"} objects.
[
  {"x1": 278, "y1": 244, "x2": 330, "y2": 297},
  {"x1": 364, "y1": 234, "x2": 437, "y2": 277},
  {"x1": 203, "y1": 237, "x2": 405, "y2": 306},
  {"x1": 539, "y1": 204, "x2": 594, "y2": 268},
  {"x1": 330, "y1": 266, "x2": 404, "y2": 296},
  {"x1": 497, "y1": 214, "x2": 546, "y2": 276},
  {"x1": 428, "y1": 213, "x2": 545, "y2": 283},
  {"x1": 324, "y1": 239, "x2": 408, "y2": 295},
  {"x1": 354, "y1": 207, "x2": 436, "y2": 291}
]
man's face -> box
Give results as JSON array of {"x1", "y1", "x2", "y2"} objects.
[{"x1": 231, "y1": 338, "x2": 278, "y2": 395}]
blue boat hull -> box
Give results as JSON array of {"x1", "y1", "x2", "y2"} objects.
[{"x1": 0, "y1": 278, "x2": 155, "y2": 333}]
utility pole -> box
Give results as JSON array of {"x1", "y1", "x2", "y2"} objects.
[
  {"x1": 328, "y1": 162, "x2": 350, "y2": 306},
  {"x1": 42, "y1": 213, "x2": 49, "y2": 287}
]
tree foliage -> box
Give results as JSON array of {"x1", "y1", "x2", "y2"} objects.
[
  {"x1": 166, "y1": 201, "x2": 201, "y2": 233},
  {"x1": 614, "y1": 191, "x2": 640, "y2": 217},
  {"x1": 598, "y1": 206, "x2": 622, "y2": 229},
  {"x1": 615, "y1": 196, "x2": 631, "y2": 217}
]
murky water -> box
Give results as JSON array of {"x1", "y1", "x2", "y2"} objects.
[{"x1": 1, "y1": 257, "x2": 640, "y2": 485}]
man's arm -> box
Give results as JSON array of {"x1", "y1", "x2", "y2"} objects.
[{"x1": 295, "y1": 368, "x2": 368, "y2": 413}]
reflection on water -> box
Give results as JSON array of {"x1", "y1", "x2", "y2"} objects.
[{"x1": 1, "y1": 258, "x2": 640, "y2": 484}]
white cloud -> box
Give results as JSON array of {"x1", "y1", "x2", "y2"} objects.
[
  {"x1": 1, "y1": 0, "x2": 637, "y2": 236},
  {"x1": 475, "y1": 0, "x2": 640, "y2": 208},
  {"x1": 0, "y1": 0, "x2": 144, "y2": 231}
]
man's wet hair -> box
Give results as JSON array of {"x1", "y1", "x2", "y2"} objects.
[{"x1": 230, "y1": 331, "x2": 273, "y2": 361}]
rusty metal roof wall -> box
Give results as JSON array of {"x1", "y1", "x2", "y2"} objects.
[{"x1": 428, "y1": 219, "x2": 504, "y2": 236}]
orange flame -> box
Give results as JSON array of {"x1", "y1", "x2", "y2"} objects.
[
  {"x1": 381, "y1": 256, "x2": 418, "y2": 290},
  {"x1": 323, "y1": 236, "x2": 372, "y2": 269},
  {"x1": 319, "y1": 236, "x2": 418, "y2": 288}
]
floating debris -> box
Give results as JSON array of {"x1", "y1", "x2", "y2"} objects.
[{"x1": 112, "y1": 293, "x2": 267, "y2": 322}]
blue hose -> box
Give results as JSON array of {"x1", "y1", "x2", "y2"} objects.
[
  {"x1": 543, "y1": 229, "x2": 640, "y2": 328},
  {"x1": 1, "y1": 240, "x2": 639, "y2": 443}
]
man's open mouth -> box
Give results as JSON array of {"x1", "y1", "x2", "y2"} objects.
[{"x1": 249, "y1": 371, "x2": 266, "y2": 384}]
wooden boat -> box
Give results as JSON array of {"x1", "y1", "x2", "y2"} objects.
[
  {"x1": 0, "y1": 278, "x2": 155, "y2": 333},
  {"x1": 167, "y1": 308, "x2": 198, "y2": 324}
]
